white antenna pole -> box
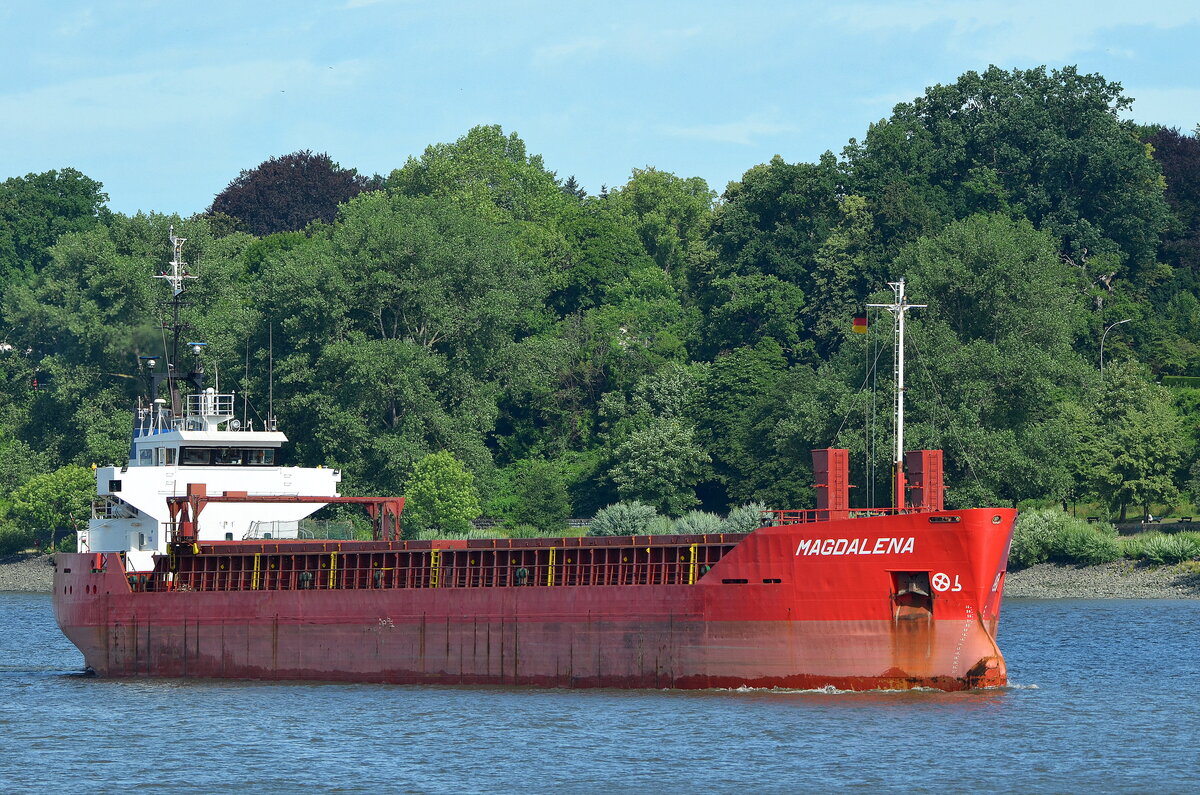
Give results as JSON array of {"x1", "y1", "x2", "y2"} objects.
[
  {"x1": 155, "y1": 225, "x2": 197, "y2": 297},
  {"x1": 867, "y1": 279, "x2": 925, "y2": 509}
]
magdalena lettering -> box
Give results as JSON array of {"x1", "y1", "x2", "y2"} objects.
[{"x1": 794, "y1": 537, "x2": 915, "y2": 556}]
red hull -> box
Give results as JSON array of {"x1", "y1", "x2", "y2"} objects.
[{"x1": 54, "y1": 509, "x2": 1014, "y2": 691}]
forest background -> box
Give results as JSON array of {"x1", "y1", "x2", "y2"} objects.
[{"x1": 2, "y1": 65, "x2": 1199, "y2": 551}]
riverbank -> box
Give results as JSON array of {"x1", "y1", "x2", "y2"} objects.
[
  {"x1": 1004, "y1": 560, "x2": 1200, "y2": 599},
  {"x1": 0, "y1": 553, "x2": 55, "y2": 592},
  {"x1": 3, "y1": 553, "x2": 1199, "y2": 598}
]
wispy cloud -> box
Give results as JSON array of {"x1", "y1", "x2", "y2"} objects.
[
  {"x1": 0, "y1": 58, "x2": 369, "y2": 138},
  {"x1": 534, "y1": 36, "x2": 607, "y2": 63},
  {"x1": 658, "y1": 114, "x2": 796, "y2": 146},
  {"x1": 532, "y1": 24, "x2": 703, "y2": 66},
  {"x1": 829, "y1": 0, "x2": 1200, "y2": 61}
]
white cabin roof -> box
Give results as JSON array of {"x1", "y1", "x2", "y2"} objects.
[{"x1": 134, "y1": 430, "x2": 288, "y2": 445}]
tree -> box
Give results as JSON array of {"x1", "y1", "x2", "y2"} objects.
[
  {"x1": 1074, "y1": 361, "x2": 1187, "y2": 520},
  {"x1": 510, "y1": 459, "x2": 572, "y2": 534},
  {"x1": 550, "y1": 203, "x2": 655, "y2": 314},
  {"x1": 0, "y1": 168, "x2": 108, "y2": 283},
  {"x1": 1145, "y1": 127, "x2": 1200, "y2": 276},
  {"x1": 609, "y1": 418, "x2": 710, "y2": 515},
  {"x1": 7, "y1": 464, "x2": 93, "y2": 549},
  {"x1": 847, "y1": 66, "x2": 1171, "y2": 284},
  {"x1": 388, "y1": 125, "x2": 569, "y2": 226},
  {"x1": 707, "y1": 154, "x2": 844, "y2": 288},
  {"x1": 208, "y1": 151, "x2": 374, "y2": 236},
  {"x1": 605, "y1": 167, "x2": 715, "y2": 280},
  {"x1": 403, "y1": 452, "x2": 482, "y2": 536},
  {"x1": 692, "y1": 341, "x2": 790, "y2": 507},
  {"x1": 696, "y1": 153, "x2": 846, "y2": 359}
]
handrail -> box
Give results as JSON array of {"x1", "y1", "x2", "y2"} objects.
[{"x1": 759, "y1": 507, "x2": 927, "y2": 526}]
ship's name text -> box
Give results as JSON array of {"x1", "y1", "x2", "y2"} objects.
[{"x1": 794, "y1": 537, "x2": 915, "y2": 556}]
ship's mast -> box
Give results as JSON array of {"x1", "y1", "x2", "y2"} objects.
[
  {"x1": 152, "y1": 226, "x2": 198, "y2": 416},
  {"x1": 867, "y1": 279, "x2": 924, "y2": 509}
]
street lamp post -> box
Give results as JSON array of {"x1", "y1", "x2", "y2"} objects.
[{"x1": 1100, "y1": 318, "x2": 1131, "y2": 377}]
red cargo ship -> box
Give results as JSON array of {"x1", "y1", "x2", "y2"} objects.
[{"x1": 53, "y1": 237, "x2": 1014, "y2": 690}]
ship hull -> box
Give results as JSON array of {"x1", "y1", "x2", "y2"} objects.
[{"x1": 54, "y1": 509, "x2": 1014, "y2": 691}]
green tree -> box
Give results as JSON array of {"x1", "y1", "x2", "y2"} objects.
[
  {"x1": 692, "y1": 341, "x2": 791, "y2": 506},
  {"x1": 847, "y1": 66, "x2": 1171, "y2": 286},
  {"x1": 403, "y1": 451, "x2": 482, "y2": 536},
  {"x1": 389, "y1": 125, "x2": 570, "y2": 226},
  {"x1": 1074, "y1": 361, "x2": 1187, "y2": 520},
  {"x1": 697, "y1": 154, "x2": 843, "y2": 357},
  {"x1": 7, "y1": 464, "x2": 93, "y2": 549},
  {"x1": 606, "y1": 167, "x2": 715, "y2": 280},
  {"x1": 609, "y1": 418, "x2": 710, "y2": 515},
  {"x1": 0, "y1": 168, "x2": 109, "y2": 283},
  {"x1": 510, "y1": 459, "x2": 572, "y2": 534},
  {"x1": 895, "y1": 214, "x2": 1093, "y2": 505}
]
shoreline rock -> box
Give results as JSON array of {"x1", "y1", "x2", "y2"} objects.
[
  {"x1": 3, "y1": 554, "x2": 1198, "y2": 599},
  {"x1": 0, "y1": 553, "x2": 56, "y2": 593},
  {"x1": 1004, "y1": 560, "x2": 1200, "y2": 599}
]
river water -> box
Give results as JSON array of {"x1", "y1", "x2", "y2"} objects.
[{"x1": 1, "y1": 594, "x2": 1196, "y2": 793}]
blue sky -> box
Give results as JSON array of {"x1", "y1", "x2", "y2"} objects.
[{"x1": 3, "y1": 1, "x2": 1199, "y2": 216}]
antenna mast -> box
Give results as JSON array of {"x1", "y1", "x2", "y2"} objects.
[
  {"x1": 153, "y1": 226, "x2": 197, "y2": 415},
  {"x1": 867, "y1": 279, "x2": 925, "y2": 509}
]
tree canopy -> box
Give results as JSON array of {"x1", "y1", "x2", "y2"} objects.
[
  {"x1": 1, "y1": 70, "x2": 1199, "y2": 550},
  {"x1": 208, "y1": 150, "x2": 377, "y2": 236}
]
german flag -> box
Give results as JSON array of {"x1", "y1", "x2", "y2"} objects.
[{"x1": 852, "y1": 315, "x2": 868, "y2": 334}]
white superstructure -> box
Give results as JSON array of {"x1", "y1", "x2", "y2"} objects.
[{"x1": 79, "y1": 228, "x2": 341, "y2": 570}]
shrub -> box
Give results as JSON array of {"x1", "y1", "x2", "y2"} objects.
[
  {"x1": 1120, "y1": 532, "x2": 1157, "y2": 560},
  {"x1": 1140, "y1": 533, "x2": 1200, "y2": 564},
  {"x1": 1010, "y1": 509, "x2": 1120, "y2": 568},
  {"x1": 646, "y1": 516, "x2": 677, "y2": 535},
  {"x1": 1048, "y1": 523, "x2": 1121, "y2": 565},
  {"x1": 1009, "y1": 510, "x2": 1059, "y2": 568},
  {"x1": 672, "y1": 511, "x2": 723, "y2": 535},
  {"x1": 722, "y1": 502, "x2": 769, "y2": 534},
  {"x1": 0, "y1": 522, "x2": 34, "y2": 556},
  {"x1": 589, "y1": 501, "x2": 658, "y2": 536},
  {"x1": 414, "y1": 527, "x2": 498, "y2": 541},
  {"x1": 505, "y1": 524, "x2": 543, "y2": 539}
]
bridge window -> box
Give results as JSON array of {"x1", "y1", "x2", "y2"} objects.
[
  {"x1": 245, "y1": 448, "x2": 276, "y2": 466},
  {"x1": 180, "y1": 447, "x2": 278, "y2": 466},
  {"x1": 213, "y1": 448, "x2": 244, "y2": 465},
  {"x1": 181, "y1": 447, "x2": 212, "y2": 465}
]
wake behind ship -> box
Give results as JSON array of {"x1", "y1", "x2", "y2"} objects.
[{"x1": 53, "y1": 233, "x2": 1015, "y2": 691}]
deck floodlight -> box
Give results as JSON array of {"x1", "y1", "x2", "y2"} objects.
[
  {"x1": 187, "y1": 342, "x2": 207, "y2": 356},
  {"x1": 140, "y1": 356, "x2": 157, "y2": 369}
]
